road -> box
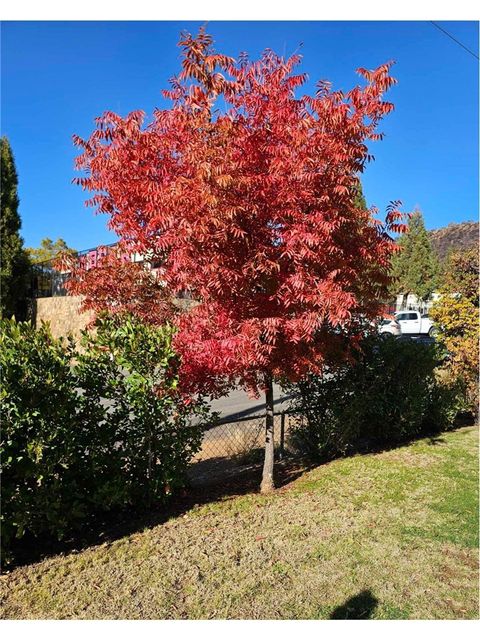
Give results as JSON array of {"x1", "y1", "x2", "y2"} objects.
[
  {"x1": 192, "y1": 384, "x2": 296, "y2": 479},
  {"x1": 210, "y1": 383, "x2": 293, "y2": 422}
]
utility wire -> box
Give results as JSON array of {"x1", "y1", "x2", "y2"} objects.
[{"x1": 430, "y1": 21, "x2": 479, "y2": 60}]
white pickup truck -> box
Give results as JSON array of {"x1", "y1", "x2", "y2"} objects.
[{"x1": 394, "y1": 310, "x2": 436, "y2": 336}]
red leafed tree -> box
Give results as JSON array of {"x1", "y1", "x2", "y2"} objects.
[
  {"x1": 72, "y1": 28, "x2": 408, "y2": 492},
  {"x1": 60, "y1": 247, "x2": 173, "y2": 326}
]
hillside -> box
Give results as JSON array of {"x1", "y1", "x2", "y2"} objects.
[{"x1": 429, "y1": 221, "x2": 478, "y2": 263}]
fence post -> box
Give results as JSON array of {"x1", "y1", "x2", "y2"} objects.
[{"x1": 279, "y1": 412, "x2": 285, "y2": 459}]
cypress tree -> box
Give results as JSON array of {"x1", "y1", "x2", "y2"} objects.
[
  {"x1": 1, "y1": 137, "x2": 30, "y2": 319},
  {"x1": 354, "y1": 179, "x2": 367, "y2": 210},
  {"x1": 391, "y1": 209, "x2": 439, "y2": 302}
]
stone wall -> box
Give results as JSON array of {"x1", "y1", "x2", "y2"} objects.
[
  {"x1": 32, "y1": 295, "x2": 198, "y2": 340},
  {"x1": 33, "y1": 296, "x2": 93, "y2": 340}
]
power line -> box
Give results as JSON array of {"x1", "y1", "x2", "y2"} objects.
[{"x1": 430, "y1": 21, "x2": 479, "y2": 60}]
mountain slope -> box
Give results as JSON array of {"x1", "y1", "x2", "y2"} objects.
[{"x1": 429, "y1": 221, "x2": 478, "y2": 263}]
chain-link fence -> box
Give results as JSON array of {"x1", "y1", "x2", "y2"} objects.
[{"x1": 187, "y1": 411, "x2": 303, "y2": 487}]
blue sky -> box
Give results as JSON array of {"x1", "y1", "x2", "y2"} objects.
[{"x1": 1, "y1": 20, "x2": 478, "y2": 251}]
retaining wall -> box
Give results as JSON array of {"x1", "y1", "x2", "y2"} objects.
[{"x1": 33, "y1": 296, "x2": 93, "y2": 340}]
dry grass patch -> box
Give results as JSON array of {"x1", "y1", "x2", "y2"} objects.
[{"x1": 1, "y1": 426, "x2": 478, "y2": 620}]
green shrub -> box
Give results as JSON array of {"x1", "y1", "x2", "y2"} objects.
[
  {"x1": 0, "y1": 315, "x2": 211, "y2": 564},
  {"x1": 284, "y1": 335, "x2": 462, "y2": 462},
  {"x1": 1, "y1": 321, "x2": 82, "y2": 557},
  {"x1": 74, "y1": 314, "x2": 210, "y2": 507}
]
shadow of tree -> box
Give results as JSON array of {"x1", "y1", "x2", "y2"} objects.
[
  {"x1": 6, "y1": 418, "x2": 474, "y2": 572},
  {"x1": 330, "y1": 589, "x2": 379, "y2": 619},
  {"x1": 6, "y1": 456, "x2": 312, "y2": 571}
]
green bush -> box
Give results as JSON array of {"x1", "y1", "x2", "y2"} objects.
[
  {"x1": 74, "y1": 315, "x2": 210, "y2": 506},
  {"x1": 284, "y1": 335, "x2": 461, "y2": 462},
  {"x1": 1, "y1": 321, "x2": 82, "y2": 557},
  {"x1": 0, "y1": 315, "x2": 211, "y2": 564}
]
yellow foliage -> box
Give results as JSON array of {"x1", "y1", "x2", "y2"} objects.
[{"x1": 430, "y1": 289, "x2": 479, "y2": 413}]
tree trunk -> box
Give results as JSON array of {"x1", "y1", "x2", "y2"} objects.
[
  {"x1": 146, "y1": 426, "x2": 154, "y2": 506},
  {"x1": 260, "y1": 373, "x2": 275, "y2": 493}
]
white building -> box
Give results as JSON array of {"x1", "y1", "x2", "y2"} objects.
[{"x1": 395, "y1": 292, "x2": 441, "y2": 315}]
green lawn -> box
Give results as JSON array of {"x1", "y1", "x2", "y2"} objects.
[{"x1": 1, "y1": 426, "x2": 478, "y2": 619}]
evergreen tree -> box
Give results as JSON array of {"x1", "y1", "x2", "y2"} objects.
[
  {"x1": 354, "y1": 179, "x2": 367, "y2": 210},
  {"x1": 391, "y1": 209, "x2": 439, "y2": 302},
  {"x1": 0, "y1": 137, "x2": 30, "y2": 319}
]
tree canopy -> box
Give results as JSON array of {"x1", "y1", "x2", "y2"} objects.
[
  {"x1": 430, "y1": 248, "x2": 479, "y2": 413},
  {"x1": 390, "y1": 209, "x2": 438, "y2": 301},
  {"x1": 27, "y1": 237, "x2": 75, "y2": 264},
  {"x1": 0, "y1": 137, "x2": 30, "y2": 319},
  {"x1": 71, "y1": 28, "x2": 408, "y2": 490}
]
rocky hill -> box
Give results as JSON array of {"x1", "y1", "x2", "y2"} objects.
[{"x1": 429, "y1": 221, "x2": 478, "y2": 262}]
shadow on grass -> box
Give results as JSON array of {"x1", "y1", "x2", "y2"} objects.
[
  {"x1": 5, "y1": 456, "x2": 312, "y2": 572},
  {"x1": 5, "y1": 416, "x2": 475, "y2": 572},
  {"x1": 330, "y1": 589, "x2": 379, "y2": 619},
  {"x1": 332, "y1": 411, "x2": 475, "y2": 460}
]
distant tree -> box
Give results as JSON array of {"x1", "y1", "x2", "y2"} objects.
[
  {"x1": 430, "y1": 248, "x2": 479, "y2": 413},
  {"x1": 0, "y1": 137, "x2": 30, "y2": 319},
  {"x1": 390, "y1": 209, "x2": 439, "y2": 302},
  {"x1": 354, "y1": 181, "x2": 367, "y2": 210},
  {"x1": 27, "y1": 237, "x2": 75, "y2": 264}
]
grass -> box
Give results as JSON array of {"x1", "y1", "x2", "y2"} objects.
[{"x1": 1, "y1": 426, "x2": 478, "y2": 619}]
